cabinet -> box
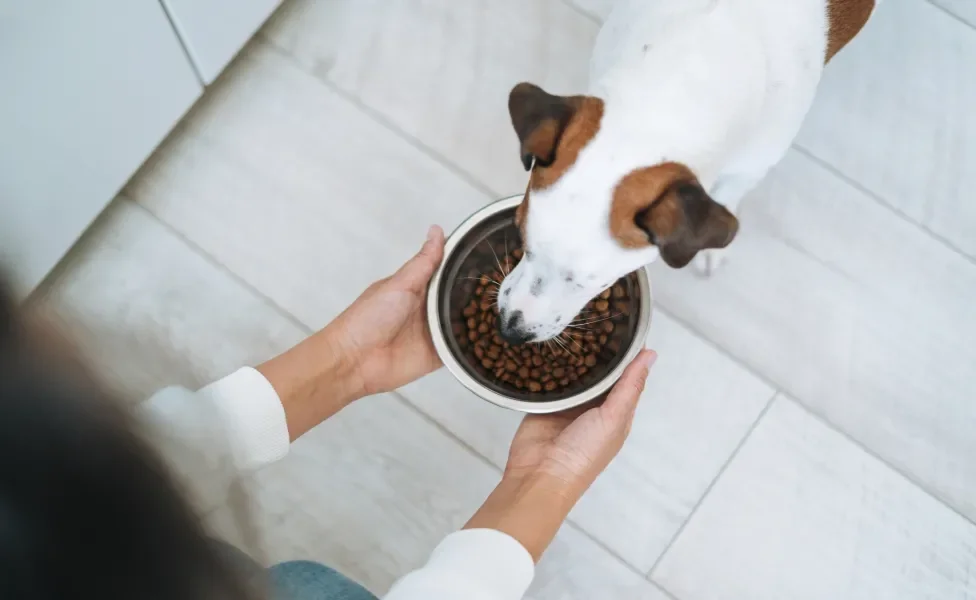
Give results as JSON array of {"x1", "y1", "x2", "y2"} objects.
[
  {"x1": 0, "y1": 0, "x2": 281, "y2": 297},
  {"x1": 161, "y1": 0, "x2": 282, "y2": 83},
  {"x1": 0, "y1": 0, "x2": 202, "y2": 295}
]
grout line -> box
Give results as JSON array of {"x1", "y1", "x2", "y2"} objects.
[
  {"x1": 925, "y1": 0, "x2": 976, "y2": 30},
  {"x1": 787, "y1": 395, "x2": 976, "y2": 531},
  {"x1": 646, "y1": 393, "x2": 778, "y2": 579},
  {"x1": 257, "y1": 38, "x2": 503, "y2": 201},
  {"x1": 658, "y1": 303, "x2": 976, "y2": 531},
  {"x1": 654, "y1": 583, "x2": 683, "y2": 600},
  {"x1": 791, "y1": 144, "x2": 976, "y2": 268},
  {"x1": 564, "y1": 520, "x2": 653, "y2": 582},
  {"x1": 124, "y1": 198, "x2": 315, "y2": 337},
  {"x1": 559, "y1": 0, "x2": 602, "y2": 24}
]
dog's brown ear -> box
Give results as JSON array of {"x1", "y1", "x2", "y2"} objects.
[
  {"x1": 611, "y1": 163, "x2": 739, "y2": 268},
  {"x1": 508, "y1": 83, "x2": 579, "y2": 171},
  {"x1": 644, "y1": 182, "x2": 738, "y2": 268}
]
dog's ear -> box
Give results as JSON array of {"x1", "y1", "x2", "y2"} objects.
[
  {"x1": 642, "y1": 181, "x2": 738, "y2": 268},
  {"x1": 508, "y1": 82, "x2": 579, "y2": 171},
  {"x1": 611, "y1": 164, "x2": 739, "y2": 268}
]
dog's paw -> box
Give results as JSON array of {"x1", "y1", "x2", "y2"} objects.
[{"x1": 694, "y1": 248, "x2": 728, "y2": 277}]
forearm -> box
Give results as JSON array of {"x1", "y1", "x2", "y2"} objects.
[
  {"x1": 257, "y1": 325, "x2": 364, "y2": 441},
  {"x1": 464, "y1": 473, "x2": 578, "y2": 563}
]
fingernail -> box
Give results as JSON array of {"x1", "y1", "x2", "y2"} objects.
[
  {"x1": 426, "y1": 225, "x2": 440, "y2": 243},
  {"x1": 643, "y1": 350, "x2": 658, "y2": 369}
]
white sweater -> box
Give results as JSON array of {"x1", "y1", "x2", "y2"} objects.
[{"x1": 138, "y1": 367, "x2": 535, "y2": 600}]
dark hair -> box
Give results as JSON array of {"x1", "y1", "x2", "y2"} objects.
[{"x1": 0, "y1": 279, "x2": 258, "y2": 600}]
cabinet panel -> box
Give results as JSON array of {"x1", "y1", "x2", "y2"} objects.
[
  {"x1": 161, "y1": 0, "x2": 281, "y2": 83},
  {"x1": 0, "y1": 0, "x2": 202, "y2": 295}
]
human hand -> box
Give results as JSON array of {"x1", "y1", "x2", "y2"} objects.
[
  {"x1": 258, "y1": 226, "x2": 445, "y2": 441},
  {"x1": 504, "y1": 348, "x2": 657, "y2": 491},
  {"x1": 327, "y1": 225, "x2": 446, "y2": 397},
  {"x1": 465, "y1": 349, "x2": 657, "y2": 561}
]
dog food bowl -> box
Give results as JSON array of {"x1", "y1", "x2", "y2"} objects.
[{"x1": 427, "y1": 194, "x2": 653, "y2": 414}]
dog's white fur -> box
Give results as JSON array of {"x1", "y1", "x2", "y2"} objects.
[{"x1": 499, "y1": 0, "x2": 845, "y2": 341}]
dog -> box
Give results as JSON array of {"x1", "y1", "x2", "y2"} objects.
[{"x1": 496, "y1": 0, "x2": 878, "y2": 344}]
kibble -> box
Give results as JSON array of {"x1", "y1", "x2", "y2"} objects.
[{"x1": 451, "y1": 228, "x2": 639, "y2": 398}]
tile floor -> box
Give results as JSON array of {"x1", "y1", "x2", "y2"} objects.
[{"x1": 31, "y1": 1, "x2": 976, "y2": 598}]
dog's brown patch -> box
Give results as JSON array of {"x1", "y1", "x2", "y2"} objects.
[
  {"x1": 826, "y1": 0, "x2": 875, "y2": 62},
  {"x1": 508, "y1": 82, "x2": 604, "y2": 191},
  {"x1": 610, "y1": 163, "x2": 697, "y2": 249},
  {"x1": 508, "y1": 82, "x2": 604, "y2": 236},
  {"x1": 610, "y1": 162, "x2": 739, "y2": 268},
  {"x1": 528, "y1": 97, "x2": 604, "y2": 191}
]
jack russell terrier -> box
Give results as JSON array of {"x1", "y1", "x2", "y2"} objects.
[{"x1": 497, "y1": 0, "x2": 877, "y2": 344}]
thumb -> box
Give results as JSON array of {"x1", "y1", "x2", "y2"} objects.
[
  {"x1": 393, "y1": 225, "x2": 445, "y2": 290},
  {"x1": 602, "y1": 349, "x2": 657, "y2": 424}
]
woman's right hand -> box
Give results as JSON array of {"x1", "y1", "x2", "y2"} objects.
[{"x1": 465, "y1": 349, "x2": 657, "y2": 561}]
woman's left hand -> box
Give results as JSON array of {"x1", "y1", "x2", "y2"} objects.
[
  {"x1": 328, "y1": 225, "x2": 446, "y2": 396},
  {"x1": 258, "y1": 226, "x2": 445, "y2": 440}
]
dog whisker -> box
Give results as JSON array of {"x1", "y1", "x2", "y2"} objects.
[
  {"x1": 571, "y1": 312, "x2": 621, "y2": 326},
  {"x1": 553, "y1": 334, "x2": 578, "y2": 358},
  {"x1": 485, "y1": 241, "x2": 506, "y2": 282},
  {"x1": 560, "y1": 333, "x2": 584, "y2": 356},
  {"x1": 457, "y1": 276, "x2": 502, "y2": 286}
]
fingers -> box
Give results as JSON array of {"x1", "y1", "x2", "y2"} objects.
[
  {"x1": 602, "y1": 349, "x2": 657, "y2": 425},
  {"x1": 392, "y1": 225, "x2": 446, "y2": 291}
]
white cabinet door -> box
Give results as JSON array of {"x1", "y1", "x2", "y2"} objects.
[
  {"x1": 161, "y1": 0, "x2": 282, "y2": 84},
  {"x1": 0, "y1": 0, "x2": 202, "y2": 296}
]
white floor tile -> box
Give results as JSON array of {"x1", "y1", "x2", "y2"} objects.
[
  {"x1": 651, "y1": 148, "x2": 976, "y2": 521},
  {"x1": 31, "y1": 200, "x2": 305, "y2": 399},
  {"x1": 654, "y1": 397, "x2": 976, "y2": 600},
  {"x1": 797, "y1": 0, "x2": 976, "y2": 257},
  {"x1": 128, "y1": 42, "x2": 490, "y2": 330},
  {"x1": 405, "y1": 312, "x2": 774, "y2": 571},
  {"x1": 262, "y1": 0, "x2": 598, "y2": 197}
]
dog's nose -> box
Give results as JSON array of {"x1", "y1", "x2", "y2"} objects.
[{"x1": 498, "y1": 310, "x2": 535, "y2": 345}]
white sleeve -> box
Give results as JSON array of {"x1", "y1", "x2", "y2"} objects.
[
  {"x1": 139, "y1": 368, "x2": 535, "y2": 600},
  {"x1": 136, "y1": 367, "x2": 291, "y2": 514},
  {"x1": 385, "y1": 529, "x2": 535, "y2": 600}
]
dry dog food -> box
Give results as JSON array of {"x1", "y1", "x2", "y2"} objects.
[{"x1": 450, "y1": 233, "x2": 637, "y2": 398}]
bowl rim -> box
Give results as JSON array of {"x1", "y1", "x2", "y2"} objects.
[{"x1": 427, "y1": 194, "x2": 653, "y2": 414}]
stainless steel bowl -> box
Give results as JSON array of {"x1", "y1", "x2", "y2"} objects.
[{"x1": 427, "y1": 194, "x2": 653, "y2": 414}]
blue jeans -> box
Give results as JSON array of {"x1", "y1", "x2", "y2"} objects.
[
  {"x1": 213, "y1": 541, "x2": 375, "y2": 600},
  {"x1": 269, "y1": 561, "x2": 377, "y2": 600}
]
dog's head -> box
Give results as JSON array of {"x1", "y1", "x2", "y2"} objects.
[{"x1": 497, "y1": 83, "x2": 738, "y2": 343}]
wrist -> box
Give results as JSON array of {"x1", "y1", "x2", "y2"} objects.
[
  {"x1": 464, "y1": 471, "x2": 580, "y2": 562},
  {"x1": 257, "y1": 327, "x2": 365, "y2": 441}
]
